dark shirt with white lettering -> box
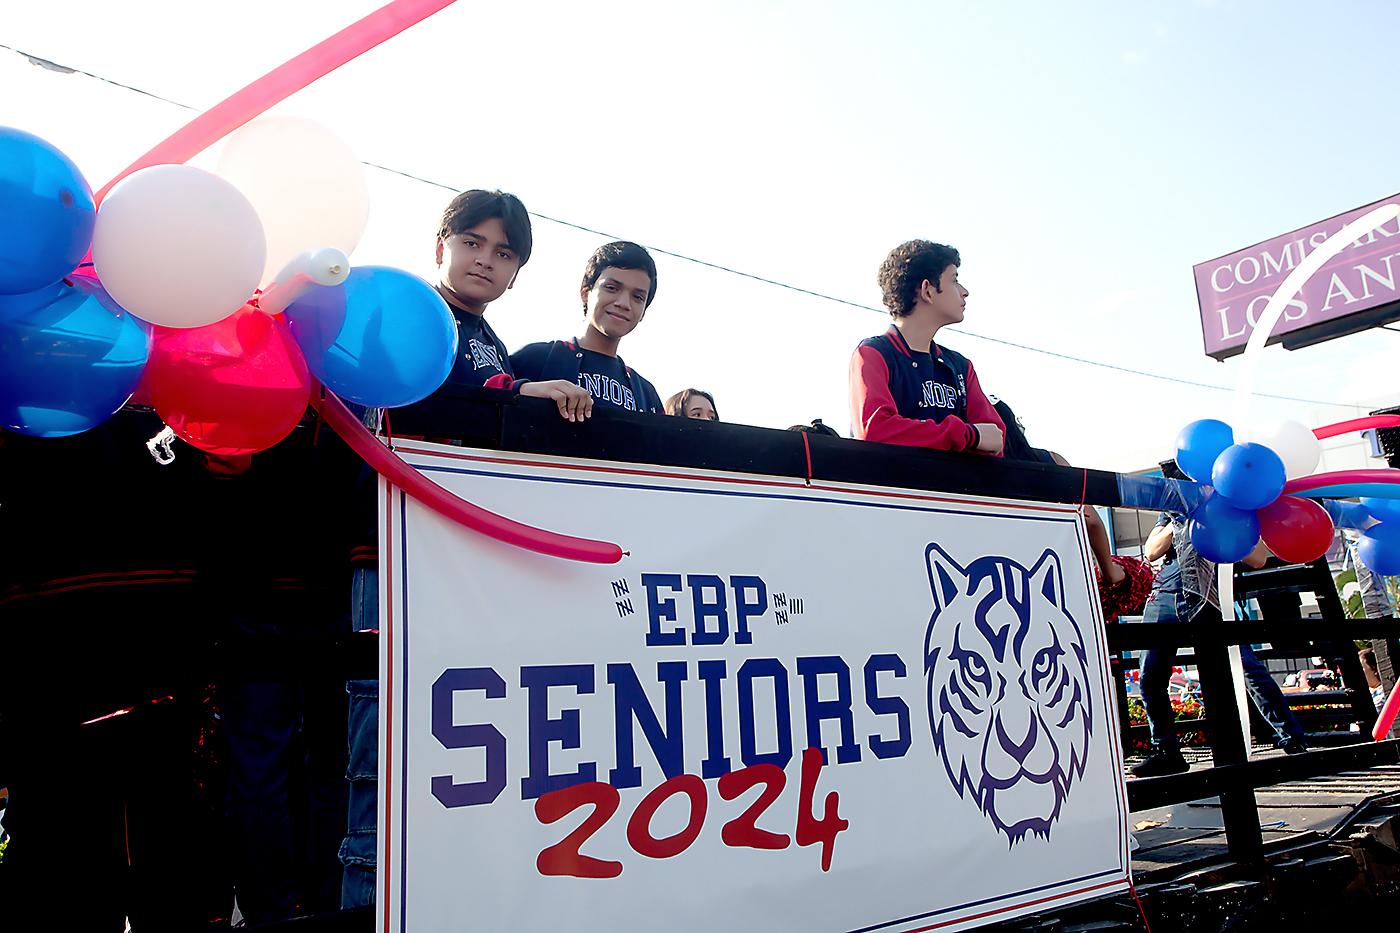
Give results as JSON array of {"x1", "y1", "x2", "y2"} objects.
[
  {"x1": 444, "y1": 310, "x2": 513, "y2": 388},
  {"x1": 510, "y1": 339, "x2": 663, "y2": 413}
]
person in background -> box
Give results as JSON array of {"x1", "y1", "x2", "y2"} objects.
[
  {"x1": 787, "y1": 419, "x2": 840, "y2": 436},
  {"x1": 990, "y1": 395, "x2": 1127, "y2": 592},
  {"x1": 666, "y1": 388, "x2": 718, "y2": 421},
  {"x1": 1131, "y1": 459, "x2": 1309, "y2": 777},
  {"x1": 1360, "y1": 647, "x2": 1387, "y2": 710},
  {"x1": 339, "y1": 190, "x2": 594, "y2": 910}
]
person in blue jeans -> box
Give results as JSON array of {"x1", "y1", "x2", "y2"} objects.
[
  {"x1": 1132, "y1": 462, "x2": 1308, "y2": 777},
  {"x1": 341, "y1": 561, "x2": 380, "y2": 908}
]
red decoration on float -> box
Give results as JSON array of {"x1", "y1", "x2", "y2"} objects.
[
  {"x1": 310, "y1": 387, "x2": 625, "y2": 564},
  {"x1": 1312, "y1": 415, "x2": 1400, "y2": 440},
  {"x1": 145, "y1": 305, "x2": 311, "y2": 456},
  {"x1": 1257, "y1": 496, "x2": 1335, "y2": 564},
  {"x1": 93, "y1": 0, "x2": 459, "y2": 205}
]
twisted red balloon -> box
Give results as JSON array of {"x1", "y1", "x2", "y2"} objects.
[
  {"x1": 312, "y1": 388, "x2": 623, "y2": 564},
  {"x1": 1312, "y1": 415, "x2": 1400, "y2": 440},
  {"x1": 1375, "y1": 680, "x2": 1400, "y2": 742},
  {"x1": 1282, "y1": 469, "x2": 1400, "y2": 496},
  {"x1": 94, "y1": 0, "x2": 458, "y2": 204}
]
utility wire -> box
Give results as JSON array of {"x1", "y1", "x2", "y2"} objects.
[{"x1": 2, "y1": 43, "x2": 1362, "y2": 408}]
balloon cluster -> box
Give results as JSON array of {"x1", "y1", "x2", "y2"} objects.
[
  {"x1": 1176, "y1": 418, "x2": 1400, "y2": 572},
  {"x1": 0, "y1": 121, "x2": 458, "y2": 454},
  {"x1": 1175, "y1": 418, "x2": 1334, "y2": 565}
]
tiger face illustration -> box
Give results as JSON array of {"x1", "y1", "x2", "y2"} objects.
[{"x1": 923, "y1": 543, "x2": 1092, "y2": 844}]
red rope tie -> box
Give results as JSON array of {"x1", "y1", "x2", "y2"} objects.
[
  {"x1": 1127, "y1": 875, "x2": 1153, "y2": 932},
  {"x1": 381, "y1": 409, "x2": 395, "y2": 450},
  {"x1": 801, "y1": 431, "x2": 814, "y2": 487}
]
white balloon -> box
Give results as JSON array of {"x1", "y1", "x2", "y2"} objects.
[
  {"x1": 257, "y1": 247, "x2": 351, "y2": 315},
  {"x1": 217, "y1": 117, "x2": 370, "y2": 287},
  {"x1": 93, "y1": 165, "x2": 266, "y2": 329},
  {"x1": 1251, "y1": 418, "x2": 1322, "y2": 478}
]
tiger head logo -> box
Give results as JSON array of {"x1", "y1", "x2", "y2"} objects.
[{"x1": 923, "y1": 543, "x2": 1093, "y2": 844}]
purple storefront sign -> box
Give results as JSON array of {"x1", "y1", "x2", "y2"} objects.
[{"x1": 1194, "y1": 192, "x2": 1400, "y2": 359}]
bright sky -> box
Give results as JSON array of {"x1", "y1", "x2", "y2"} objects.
[{"x1": 4, "y1": 0, "x2": 1399, "y2": 471}]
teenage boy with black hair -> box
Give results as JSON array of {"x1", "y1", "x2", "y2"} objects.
[
  {"x1": 850, "y1": 240, "x2": 1125, "y2": 587},
  {"x1": 850, "y1": 240, "x2": 1004, "y2": 454},
  {"x1": 431, "y1": 189, "x2": 593, "y2": 420},
  {"x1": 510, "y1": 240, "x2": 664, "y2": 414},
  {"x1": 340, "y1": 191, "x2": 595, "y2": 909}
]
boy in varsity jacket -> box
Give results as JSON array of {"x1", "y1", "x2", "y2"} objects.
[
  {"x1": 849, "y1": 240, "x2": 1004, "y2": 454},
  {"x1": 849, "y1": 242, "x2": 1128, "y2": 591},
  {"x1": 510, "y1": 240, "x2": 664, "y2": 414}
]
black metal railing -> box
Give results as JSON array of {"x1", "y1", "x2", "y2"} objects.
[{"x1": 1108, "y1": 607, "x2": 1400, "y2": 862}]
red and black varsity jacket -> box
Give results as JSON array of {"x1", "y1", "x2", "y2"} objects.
[{"x1": 848, "y1": 327, "x2": 1004, "y2": 455}]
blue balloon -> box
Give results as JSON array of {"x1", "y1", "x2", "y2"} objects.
[
  {"x1": 1211, "y1": 442, "x2": 1286, "y2": 510},
  {"x1": 1358, "y1": 522, "x2": 1400, "y2": 577},
  {"x1": 1188, "y1": 493, "x2": 1261, "y2": 563},
  {"x1": 1174, "y1": 419, "x2": 1234, "y2": 482},
  {"x1": 0, "y1": 277, "x2": 148, "y2": 436},
  {"x1": 0, "y1": 127, "x2": 96, "y2": 295},
  {"x1": 284, "y1": 266, "x2": 458, "y2": 408},
  {"x1": 1361, "y1": 497, "x2": 1400, "y2": 523},
  {"x1": 1326, "y1": 499, "x2": 1378, "y2": 531}
]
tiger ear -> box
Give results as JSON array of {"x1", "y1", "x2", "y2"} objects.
[
  {"x1": 925, "y1": 543, "x2": 969, "y2": 612},
  {"x1": 1028, "y1": 548, "x2": 1065, "y2": 608}
]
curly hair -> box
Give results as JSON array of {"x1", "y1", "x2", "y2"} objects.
[{"x1": 877, "y1": 240, "x2": 960, "y2": 317}]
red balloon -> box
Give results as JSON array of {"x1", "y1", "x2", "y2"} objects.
[
  {"x1": 1257, "y1": 495, "x2": 1335, "y2": 564},
  {"x1": 145, "y1": 304, "x2": 310, "y2": 456}
]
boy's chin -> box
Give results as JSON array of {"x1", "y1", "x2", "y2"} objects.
[
  {"x1": 447, "y1": 280, "x2": 501, "y2": 306},
  {"x1": 590, "y1": 324, "x2": 637, "y2": 341}
]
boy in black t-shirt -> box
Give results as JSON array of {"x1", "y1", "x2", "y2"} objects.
[
  {"x1": 340, "y1": 191, "x2": 595, "y2": 909},
  {"x1": 510, "y1": 241, "x2": 664, "y2": 414}
]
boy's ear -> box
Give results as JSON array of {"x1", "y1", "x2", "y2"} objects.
[
  {"x1": 434, "y1": 236, "x2": 445, "y2": 266},
  {"x1": 580, "y1": 284, "x2": 591, "y2": 314}
]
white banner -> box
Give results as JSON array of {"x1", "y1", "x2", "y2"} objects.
[{"x1": 379, "y1": 443, "x2": 1131, "y2": 933}]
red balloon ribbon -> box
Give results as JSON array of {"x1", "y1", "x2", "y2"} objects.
[
  {"x1": 1312, "y1": 415, "x2": 1400, "y2": 440},
  {"x1": 1283, "y1": 469, "x2": 1400, "y2": 496},
  {"x1": 311, "y1": 387, "x2": 624, "y2": 565},
  {"x1": 94, "y1": 0, "x2": 459, "y2": 204},
  {"x1": 1375, "y1": 679, "x2": 1400, "y2": 742}
]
